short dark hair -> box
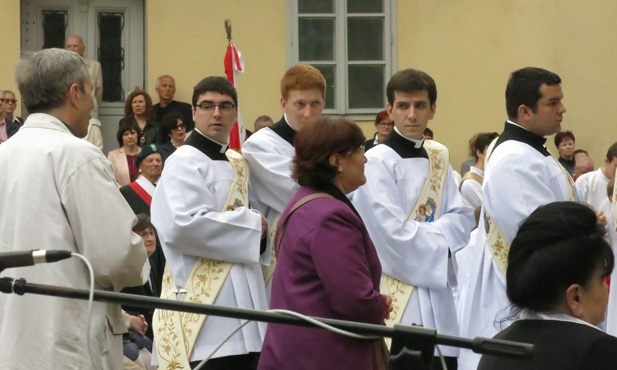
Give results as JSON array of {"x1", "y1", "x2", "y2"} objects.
[
  {"x1": 159, "y1": 112, "x2": 184, "y2": 144},
  {"x1": 124, "y1": 90, "x2": 154, "y2": 120},
  {"x1": 192, "y1": 76, "x2": 238, "y2": 108},
  {"x1": 506, "y1": 201, "x2": 614, "y2": 313},
  {"x1": 606, "y1": 142, "x2": 617, "y2": 161},
  {"x1": 423, "y1": 127, "x2": 434, "y2": 140},
  {"x1": 117, "y1": 119, "x2": 141, "y2": 147},
  {"x1": 292, "y1": 117, "x2": 365, "y2": 188},
  {"x1": 386, "y1": 69, "x2": 437, "y2": 106},
  {"x1": 132, "y1": 213, "x2": 153, "y2": 233},
  {"x1": 573, "y1": 149, "x2": 588, "y2": 157},
  {"x1": 505, "y1": 67, "x2": 561, "y2": 120},
  {"x1": 554, "y1": 130, "x2": 575, "y2": 147},
  {"x1": 473, "y1": 132, "x2": 499, "y2": 161}
]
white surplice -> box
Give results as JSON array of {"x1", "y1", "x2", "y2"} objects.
[
  {"x1": 457, "y1": 122, "x2": 573, "y2": 370},
  {"x1": 242, "y1": 116, "x2": 300, "y2": 294},
  {"x1": 151, "y1": 132, "x2": 267, "y2": 362},
  {"x1": 575, "y1": 168, "x2": 612, "y2": 216},
  {"x1": 352, "y1": 135, "x2": 474, "y2": 357},
  {"x1": 460, "y1": 166, "x2": 483, "y2": 209}
]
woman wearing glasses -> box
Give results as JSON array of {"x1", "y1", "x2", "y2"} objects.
[
  {"x1": 478, "y1": 201, "x2": 617, "y2": 370},
  {"x1": 158, "y1": 112, "x2": 186, "y2": 161},
  {"x1": 363, "y1": 110, "x2": 393, "y2": 152},
  {"x1": 259, "y1": 117, "x2": 392, "y2": 370}
]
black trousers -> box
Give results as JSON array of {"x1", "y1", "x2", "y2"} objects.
[
  {"x1": 190, "y1": 352, "x2": 260, "y2": 370},
  {"x1": 432, "y1": 355, "x2": 457, "y2": 370}
]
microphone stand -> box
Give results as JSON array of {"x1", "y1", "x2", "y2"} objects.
[{"x1": 0, "y1": 277, "x2": 533, "y2": 369}]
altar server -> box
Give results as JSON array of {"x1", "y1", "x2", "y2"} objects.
[
  {"x1": 457, "y1": 67, "x2": 576, "y2": 370},
  {"x1": 352, "y1": 68, "x2": 474, "y2": 369},
  {"x1": 151, "y1": 76, "x2": 268, "y2": 369},
  {"x1": 242, "y1": 65, "x2": 326, "y2": 291}
]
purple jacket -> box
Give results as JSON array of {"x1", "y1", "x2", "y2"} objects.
[{"x1": 258, "y1": 186, "x2": 387, "y2": 370}]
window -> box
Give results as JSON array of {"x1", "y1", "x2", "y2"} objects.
[{"x1": 289, "y1": 0, "x2": 396, "y2": 117}]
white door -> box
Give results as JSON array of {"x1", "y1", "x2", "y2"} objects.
[{"x1": 21, "y1": 0, "x2": 144, "y2": 154}]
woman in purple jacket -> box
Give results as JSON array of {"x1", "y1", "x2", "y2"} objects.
[{"x1": 258, "y1": 117, "x2": 392, "y2": 370}]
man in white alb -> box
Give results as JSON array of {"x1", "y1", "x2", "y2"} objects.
[
  {"x1": 242, "y1": 64, "x2": 326, "y2": 293},
  {"x1": 151, "y1": 76, "x2": 268, "y2": 369},
  {"x1": 352, "y1": 68, "x2": 475, "y2": 369},
  {"x1": 457, "y1": 67, "x2": 579, "y2": 370}
]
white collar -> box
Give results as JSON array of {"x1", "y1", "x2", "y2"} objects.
[
  {"x1": 283, "y1": 113, "x2": 298, "y2": 132},
  {"x1": 393, "y1": 126, "x2": 423, "y2": 148},
  {"x1": 520, "y1": 310, "x2": 602, "y2": 331},
  {"x1": 193, "y1": 128, "x2": 228, "y2": 153}
]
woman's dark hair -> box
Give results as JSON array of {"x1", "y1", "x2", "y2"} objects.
[
  {"x1": 554, "y1": 130, "x2": 575, "y2": 147},
  {"x1": 292, "y1": 116, "x2": 365, "y2": 188},
  {"x1": 506, "y1": 201, "x2": 614, "y2": 313},
  {"x1": 116, "y1": 119, "x2": 141, "y2": 147},
  {"x1": 132, "y1": 213, "x2": 153, "y2": 233},
  {"x1": 159, "y1": 112, "x2": 184, "y2": 144},
  {"x1": 124, "y1": 90, "x2": 154, "y2": 120}
]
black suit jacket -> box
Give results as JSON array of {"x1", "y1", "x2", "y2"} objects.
[
  {"x1": 478, "y1": 319, "x2": 617, "y2": 370},
  {"x1": 6, "y1": 118, "x2": 22, "y2": 138}
]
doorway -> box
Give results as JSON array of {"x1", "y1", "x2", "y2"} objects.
[{"x1": 21, "y1": 0, "x2": 145, "y2": 154}]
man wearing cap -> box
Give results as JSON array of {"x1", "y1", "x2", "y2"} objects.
[{"x1": 120, "y1": 143, "x2": 164, "y2": 297}]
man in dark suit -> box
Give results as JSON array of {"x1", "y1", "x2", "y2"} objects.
[
  {"x1": 152, "y1": 75, "x2": 194, "y2": 132},
  {"x1": 3, "y1": 90, "x2": 23, "y2": 139}
]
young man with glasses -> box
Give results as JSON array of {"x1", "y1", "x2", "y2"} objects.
[{"x1": 151, "y1": 76, "x2": 268, "y2": 370}]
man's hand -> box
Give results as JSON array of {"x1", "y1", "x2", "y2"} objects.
[
  {"x1": 129, "y1": 314, "x2": 148, "y2": 336},
  {"x1": 382, "y1": 294, "x2": 393, "y2": 320}
]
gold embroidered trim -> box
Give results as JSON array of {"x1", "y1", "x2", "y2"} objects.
[
  {"x1": 153, "y1": 149, "x2": 249, "y2": 369},
  {"x1": 381, "y1": 140, "x2": 449, "y2": 348}
]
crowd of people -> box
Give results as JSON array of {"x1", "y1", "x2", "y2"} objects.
[{"x1": 2, "y1": 35, "x2": 617, "y2": 370}]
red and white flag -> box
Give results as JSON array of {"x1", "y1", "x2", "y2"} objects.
[{"x1": 224, "y1": 43, "x2": 245, "y2": 151}]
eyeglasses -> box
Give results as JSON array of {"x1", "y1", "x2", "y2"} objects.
[
  {"x1": 195, "y1": 101, "x2": 236, "y2": 113},
  {"x1": 378, "y1": 121, "x2": 394, "y2": 127},
  {"x1": 356, "y1": 145, "x2": 365, "y2": 154},
  {"x1": 0, "y1": 99, "x2": 17, "y2": 104},
  {"x1": 172, "y1": 124, "x2": 186, "y2": 131}
]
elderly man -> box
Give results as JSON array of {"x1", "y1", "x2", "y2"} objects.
[
  {"x1": 2, "y1": 90, "x2": 23, "y2": 140},
  {"x1": 242, "y1": 65, "x2": 326, "y2": 293},
  {"x1": 65, "y1": 34, "x2": 103, "y2": 118},
  {"x1": 0, "y1": 48, "x2": 147, "y2": 369},
  {"x1": 253, "y1": 115, "x2": 273, "y2": 132},
  {"x1": 152, "y1": 74, "x2": 194, "y2": 132},
  {"x1": 120, "y1": 144, "x2": 165, "y2": 297}
]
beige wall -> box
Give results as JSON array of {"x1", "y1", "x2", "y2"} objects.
[
  {"x1": 397, "y1": 0, "x2": 617, "y2": 169},
  {"x1": 5, "y1": 1, "x2": 617, "y2": 166},
  {"x1": 2, "y1": 0, "x2": 22, "y2": 117},
  {"x1": 146, "y1": 1, "x2": 287, "y2": 132}
]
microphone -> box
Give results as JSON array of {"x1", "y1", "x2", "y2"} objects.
[{"x1": 0, "y1": 250, "x2": 73, "y2": 272}]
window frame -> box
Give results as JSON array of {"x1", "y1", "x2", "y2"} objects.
[{"x1": 287, "y1": 0, "x2": 397, "y2": 120}]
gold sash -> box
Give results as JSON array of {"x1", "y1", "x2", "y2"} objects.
[
  {"x1": 484, "y1": 141, "x2": 577, "y2": 275},
  {"x1": 262, "y1": 213, "x2": 281, "y2": 286},
  {"x1": 380, "y1": 140, "x2": 449, "y2": 347},
  {"x1": 153, "y1": 149, "x2": 249, "y2": 369},
  {"x1": 459, "y1": 170, "x2": 483, "y2": 191}
]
